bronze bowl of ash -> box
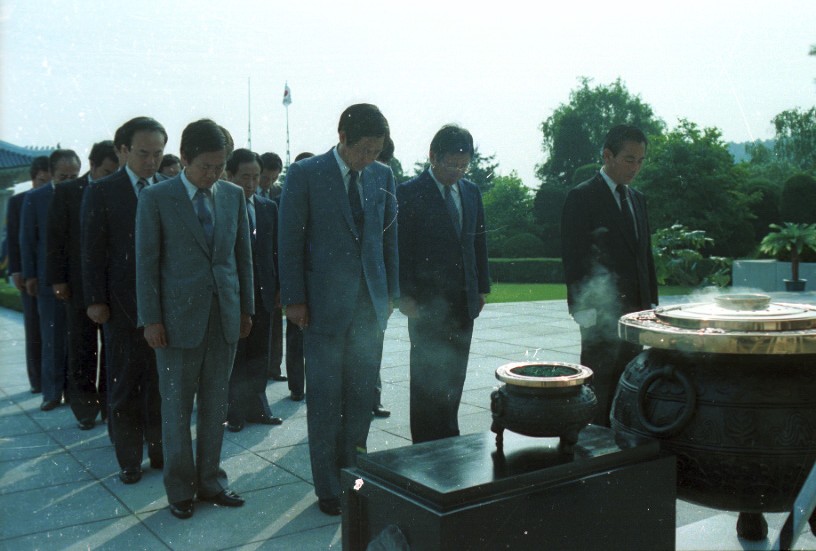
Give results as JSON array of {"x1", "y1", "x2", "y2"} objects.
[
  {"x1": 491, "y1": 362, "x2": 597, "y2": 454},
  {"x1": 612, "y1": 293, "x2": 816, "y2": 541}
]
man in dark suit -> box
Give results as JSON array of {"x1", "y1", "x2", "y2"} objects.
[
  {"x1": 6, "y1": 156, "x2": 50, "y2": 394},
  {"x1": 47, "y1": 141, "x2": 118, "y2": 430},
  {"x1": 224, "y1": 148, "x2": 282, "y2": 431},
  {"x1": 279, "y1": 104, "x2": 398, "y2": 516},
  {"x1": 561, "y1": 125, "x2": 658, "y2": 427},
  {"x1": 82, "y1": 117, "x2": 165, "y2": 483},
  {"x1": 397, "y1": 125, "x2": 490, "y2": 444},
  {"x1": 21, "y1": 150, "x2": 81, "y2": 410},
  {"x1": 258, "y1": 152, "x2": 287, "y2": 383},
  {"x1": 136, "y1": 119, "x2": 253, "y2": 520}
]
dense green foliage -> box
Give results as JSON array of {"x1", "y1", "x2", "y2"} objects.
[
  {"x1": 780, "y1": 173, "x2": 816, "y2": 224},
  {"x1": 651, "y1": 225, "x2": 732, "y2": 287},
  {"x1": 489, "y1": 258, "x2": 564, "y2": 283},
  {"x1": 636, "y1": 120, "x2": 758, "y2": 258},
  {"x1": 481, "y1": 173, "x2": 536, "y2": 256}
]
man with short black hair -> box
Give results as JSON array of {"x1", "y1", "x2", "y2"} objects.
[
  {"x1": 82, "y1": 117, "x2": 166, "y2": 483},
  {"x1": 257, "y1": 152, "x2": 283, "y2": 200},
  {"x1": 561, "y1": 124, "x2": 658, "y2": 426},
  {"x1": 224, "y1": 148, "x2": 282, "y2": 431},
  {"x1": 398, "y1": 124, "x2": 490, "y2": 444},
  {"x1": 47, "y1": 140, "x2": 118, "y2": 429},
  {"x1": 6, "y1": 156, "x2": 49, "y2": 393},
  {"x1": 137, "y1": 119, "x2": 253, "y2": 520},
  {"x1": 21, "y1": 150, "x2": 81, "y2": 411},
  {"x1": 279, "y1": 103, "x2": 398, "y2": 516}
]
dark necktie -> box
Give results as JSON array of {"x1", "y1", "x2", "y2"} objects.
[
  {"x1": 616, "y1": 184, "x2": 637, "y2": 241},
  {"x1": 444, "y1": 185, "x2": 461, "y2": 238},
  {"x1": 246, "y1": 199, "x2": 256, "y2": 240},
  {"x1": 348, "y1": 170, "x2": 364, "y2": 233},
  {"x1": 195, "y1": 188, "x2": 214, "y2": 249},
  {"x1": 136, "y1": 178, "x2": 148, "y2": 196}
]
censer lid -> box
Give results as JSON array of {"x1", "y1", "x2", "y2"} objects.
[
  {"x1": 618, "y1": 294, "x2": 816, "y2": 355},
  {"x1": 655, "y1": 294, "x2": 816, "y2": 331}
]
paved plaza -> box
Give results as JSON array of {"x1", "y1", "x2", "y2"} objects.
[{"x1": 1, "y1": 296, "x2": 815, "y2": 550}]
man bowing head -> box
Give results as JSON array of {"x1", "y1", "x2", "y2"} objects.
[{"x1": 136, "y1": 119, "x2": 254, "y2": 520}]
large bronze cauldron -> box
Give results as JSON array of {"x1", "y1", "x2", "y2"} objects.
[{"x1": 611, "y1": 294, "x2": 816, "y2": 540}]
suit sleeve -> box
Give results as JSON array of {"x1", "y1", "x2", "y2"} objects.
[
  {"x1": 383, "y1": 170, "x2": 399, "y2": 300},
  {"x1": 19, "y1": 193, "x2": 37, "y2": 280},
  {"x1": 278, "y1": 162, "x2": 308, "y2": 306},
  {"x1": 396, "y1": 183, "x2": 416, "y2": 300},
  {"x1": 81, "y1": 183, "x2": 108, "y2": 307},
  {"x1": 473, "y1": 188, "x2": 491, "y2": 294},
  {"x1": 46, "y1": 186, "x2": 69, "y2": 286},
  {"x1": 561, "y1": 187, "x2": 592, "y2": 313},
  {"x1": 134, "y1": 187, "x2": 163, "y2": 326},
  {"x1": 235, "y1": 190, "x2": 254, "y2": 315},
  {"x1": 6, "y1": 196, "x2": 22, "y2": 275}
]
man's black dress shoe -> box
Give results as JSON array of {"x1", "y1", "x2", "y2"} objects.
[
  {"x1": 226, "y1": 421, "x2": 244, "y2": 432},
  {"x1": 119, "y1": 469, "x2": 142, "y2": 484},
  {"x1": 200, "y1": 489, "x2": 244, "y2": 507},
  {"x1": 77, "y1": 419, "x2": 95, "y2": 430},
  {"x1": 318, "y1": 497, "x2": 342, "y2": 516},
  {"x1": 31, "y1": 387, "x2": 41, "y2": 394},
  {"x1": 270, "y1": 374, "x2": 288, "y2": 382},
  {"x1": 249, "y1": 415, "x2": 283, "y2": 426},
  {"x1": 40, "y1": 400, "x2": 60, "y2": 411},
  {"x1": 372, "y1": 405, "x2": 391, "y2": 418},
  {"x1": 169, "y1": 500, "x2": 194, "y2": 519},
  {"x1": 290, "y1": 392, "x2": 304, "y2": 402}
]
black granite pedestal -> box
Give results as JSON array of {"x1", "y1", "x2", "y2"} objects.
[{"x1": 342, "y1": 425, "x2": 675, "y2": 550}]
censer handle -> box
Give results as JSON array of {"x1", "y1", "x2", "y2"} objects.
[{"x1": 636, "y1": 366, "x2": 697, "y2": 437}]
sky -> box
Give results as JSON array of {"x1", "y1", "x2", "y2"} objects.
[{"x1": 1, "y1": 0, "x2": 814, "y2": 188}]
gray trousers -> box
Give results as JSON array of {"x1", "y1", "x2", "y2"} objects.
[
  {"x1": 303, "y1": 286, "x2": 383, "y2": 500},
  {"x1": 155, "y1": 298, "x2": 237, "y2": 503}
]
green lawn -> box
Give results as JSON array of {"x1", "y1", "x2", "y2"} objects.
[
  {"x1": 486, "y1": 283, "x2": 693, "y2": 304},
  {"x1": 0, "y1": 280, "x2": 695, "y2": 312}
]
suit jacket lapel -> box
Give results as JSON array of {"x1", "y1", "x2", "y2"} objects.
[
  {"x1": 594, "y1": 174, "x2": 637, "y2": 255},
  {"x1": 327, "y1": 152, "x2": 358, "y2": 237},
  {"x1": 170, "y1": 179, "x2": 211, "y2": 257}
]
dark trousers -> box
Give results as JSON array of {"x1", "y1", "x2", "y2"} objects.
[
  {"x1": 228, "y1": 309, "x2": 273, "y2": 424},
  {"x1": 285, "y1": 319, "x2": 304, "y2": 395},
  {"x1": 267, "y1": 306, "x2": 283, "y2": 378},
  {"x1": 20, "y1": 290, "x2": 42, "y2": 391},
  {"x1": 580, "y1": 320, "x2": 642, "y2": 427},
  {"x1": 304, "y1": 288, "x2": 383, "y2": 500},
  {"x1": 107, "y1": 323, "x2": 162, "y2": 470},
  {"x1": 408, "y1": 314, "x2": 473, "y2": 444},
  {"x1": 65, "y1": 301, "x2": 106, "y2": 424},
  {"x1": 37, "y1": 292, "x2": 67, "y2": 403}
]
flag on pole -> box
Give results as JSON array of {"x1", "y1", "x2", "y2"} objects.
[{"x1": 282, "y1": 83, "x2": 292, "y2": 106}]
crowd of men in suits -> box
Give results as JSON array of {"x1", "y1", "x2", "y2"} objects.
[{"x1": 5, "y1": 104, "x2": 656, "y2": 520}]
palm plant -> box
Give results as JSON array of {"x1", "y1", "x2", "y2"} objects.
[{"x1": 759, "y1": 222, "x2": 816, "y2": 282}]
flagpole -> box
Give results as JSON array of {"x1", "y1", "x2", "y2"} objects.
[
  {"x1": 283, "y1": 82, "x2": 292, "y2": 168},
  {"x1": 247, "y1": 77, "x2": 252, "y2": 150}
]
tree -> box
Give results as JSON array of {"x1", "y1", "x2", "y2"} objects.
[
  {"x1": 536, "y1": 77, "x2": 665, "y2": 186},
  {"x1": 759, "y1": 222, "x2": 816, "y2": 281},
  {"x1": 780, "y1": 173, "x2": 816, "y2": 224},
  {"x1": 772, "y1": 107, "x2": 816, "y2": 173},
  {"x1": 636, "y1": 120, "x2": 758, "y2": 258},
  {"x1": 481, "y1": 172, "x2": 535, "y2": 256}
]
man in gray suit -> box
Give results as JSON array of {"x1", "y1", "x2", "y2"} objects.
[
  {"x1": 136, "y1": 119, "x2": 254, "y2": 520},
  {"x1": 278, "y1": 103, "x2": 398, "y2": 516}
]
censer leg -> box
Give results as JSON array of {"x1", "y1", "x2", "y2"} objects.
[
  {"x1": 491, "y1": 422, "x2": 504, "y2": 453},
  {"x1": 736, "y1": 512, "x2": 768, "y2": 541}
]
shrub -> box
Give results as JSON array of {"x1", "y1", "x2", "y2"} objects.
[
  {"x1": 502, "y1": 233, "x2": 546, "y2": 258},
  {"x1": 489, "y1": 258, "x2": 564, "y2": 283}
]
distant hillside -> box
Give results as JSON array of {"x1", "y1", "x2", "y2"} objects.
[{"x1": 727, "y1": 139, "x2": 776, "y2": 163}]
